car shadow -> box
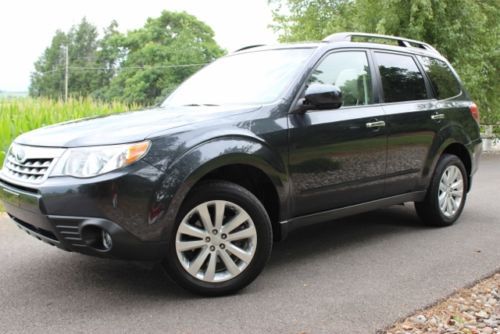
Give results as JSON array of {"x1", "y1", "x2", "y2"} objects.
[
  {"x1": 13, "y1": 204, "x2": 429, "y2": 302},
  {"x1": 269, "y1": 204, "x2": 426, "y2": 268}
]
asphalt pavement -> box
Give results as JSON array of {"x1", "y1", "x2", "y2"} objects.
[{"x1": 0, "y1": 154, "x2": 499, "y2": 334}]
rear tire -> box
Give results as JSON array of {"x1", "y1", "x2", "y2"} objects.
[
  {"x1": 415, "y1": 154, "x2": 468, "y2": 227},
  {"x1": 163, "y1": 180, "x2": 273, "y2": 296}
]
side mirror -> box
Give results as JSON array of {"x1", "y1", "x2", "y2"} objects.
[{"x1": 296, "y1": 83, "x2": 343, "y2": 113}]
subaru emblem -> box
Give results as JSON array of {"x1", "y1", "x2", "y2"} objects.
[{"x1": 13, "y1": 146, "x2": 26, "y2": 164}]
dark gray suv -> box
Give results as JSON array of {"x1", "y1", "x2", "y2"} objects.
[{"x1": 0, "y1": 32, "x2": 482, "y2": 295}]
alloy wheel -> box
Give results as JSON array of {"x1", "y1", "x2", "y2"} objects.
[
  {"x1": 438, "y1": 165, "x2": 464, "y2": 218},
  {"x1": 175, "y1": 200, "x2": 257, "y2": 283}
]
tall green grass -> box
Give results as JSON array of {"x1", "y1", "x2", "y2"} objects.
[{"x1": 0, "y1": 98, "x2": 139, "y2": 166}]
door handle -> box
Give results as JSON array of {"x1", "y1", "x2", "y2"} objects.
[
  {"x1": 366, "y1": 121, "x2": 386, "y2": 128},
  {"x1": 431, "y1": 113, "x2": 445, "y2": 120}
]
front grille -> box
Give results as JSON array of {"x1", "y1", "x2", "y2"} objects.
[
  {"x1": 4, "y1": 156, "x2": 53, "y2": 183},
  {"x1": 1, "y1": 144, "x2": 65, "y2": 185}
]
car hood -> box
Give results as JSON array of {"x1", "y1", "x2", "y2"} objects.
[{"x1": 14, "y1": 105, "x2": 259, "y2": 148}]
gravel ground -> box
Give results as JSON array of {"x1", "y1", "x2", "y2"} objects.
[{"x1": 384, "y1": 272, "x2": 500, "y2": 334}]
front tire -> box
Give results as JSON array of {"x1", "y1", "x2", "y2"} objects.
[
  {"x1": 163, "y1": 181, "x2": 273, "y2": 296},
  {"x1": 415, "y1": 154, "x2": 468, "y2": 226}
]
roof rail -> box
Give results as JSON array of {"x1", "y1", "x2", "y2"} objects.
[
  {"x1": 234, "y1": 44, "x2": 266, "y2": 52},
  {"x1": 323, "y1": 32, "x2": 440, "y2": 55}
]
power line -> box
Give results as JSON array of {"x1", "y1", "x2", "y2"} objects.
[{"x1": 76, "y1": 63, "x2": 207, "y2": 70}]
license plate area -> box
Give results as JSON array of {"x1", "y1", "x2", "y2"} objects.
[{"x1": 0, "y1": 180, "x2": 40, "y2": 213}]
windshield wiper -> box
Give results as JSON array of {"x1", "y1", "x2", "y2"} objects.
[{"x1": 182, "y1": 103, "x2": 219, "y2": 107}]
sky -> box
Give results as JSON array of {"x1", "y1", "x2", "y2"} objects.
[{"x1": 0, "y1": 0, "x2": 278, "y2": 92}]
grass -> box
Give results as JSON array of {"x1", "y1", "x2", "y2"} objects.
[
  {"x1": 0, "y1": 97, "x2": 139, "y2": 166},
  {"x1": 0, "y1": 97, "x2": 137, "y2": 212}
]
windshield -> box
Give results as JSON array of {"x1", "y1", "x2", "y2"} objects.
[{"x1": 162, "y1": 48, "x2": 314, "y2": 106}]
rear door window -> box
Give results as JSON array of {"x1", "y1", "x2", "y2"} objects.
[
  {"x1": 374, "y1": 52, "x2": 428, "y2": 103},
  {"x1": 419, "y1": 56, "x2": 461, "y2": 99}
]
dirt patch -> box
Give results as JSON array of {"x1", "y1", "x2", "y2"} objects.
[{"x1": 382, "y1": 272, "x2": 500, "y2": 334}]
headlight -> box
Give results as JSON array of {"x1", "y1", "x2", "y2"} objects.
[{"x1": 51, "y1": 141, "x2": 151, "y2": 178}]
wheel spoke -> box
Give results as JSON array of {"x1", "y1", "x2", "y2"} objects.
[
  {"x1": 438, "y1": 191, "x2": 447, "y2": 206},
  {"x1": 222, "y1": 210, "x2": 250, "y2": 234},
  {"x1": 439, "y1": 180, "x2": 447, "y2": 192},
  {"x1": 448, "y1": 167, "x2": 456, "y2": 183},
  {"x1": 444, "y1": 169, "x2": 451, "y2": 185},
  {"x1": 439, "y1": 200, "x2": 447, "y2": 213},
  {"x1": 204, "y1": 252, "x2": 218, "y2": 281},
  {"x1": 214, "y1": 201, "x2": 225, "y2": 230},
  {"x1": 453, "y1": 166, "x2": 460, "y2": 182},
  {"x1": 226, "y1": 225, "x2": 256, "y2": 242},
  {"x1": 176, "y1": 239, "x2": 206, "y2": 252},
  {"x1": 188, "y1": 247, "x2": 210, "y2": 276},
  {"x1": 449, "y1": 197, "x2": 457, "y2": 210},
  {"x1": 443, "y1": 196, "x2": 450, "y2": 214},
  {"x1": 227, "y1": 244, "x2": 253, "y2": 263},
  {"x1": 451, "y1": 179, "x2": 463, "y2": 190},
  {"x1": 445, "y1": 197, "x2": 453, "y2": 214},
  {"x1": 218, "y1": 249, "x2": 241, "y2": 276},
  {"x1": 197, "y1": 204, "x2": 213, "y2": 232},
  {"x1": 178, "y1": 223, "x2": 207, "y2": 239}
]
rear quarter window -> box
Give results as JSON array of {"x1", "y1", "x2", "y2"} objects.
[{"x1": 419, "y1": 56, "x2": 462, "y2": 99}]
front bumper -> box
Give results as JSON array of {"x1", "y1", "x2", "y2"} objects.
[{"x1": 0, "y1": 161, "x2": 168, "y2": 260}]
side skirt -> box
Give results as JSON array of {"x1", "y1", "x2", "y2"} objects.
[{"x1": 279, "y1": 191, "x2": 426, "y2": 239}]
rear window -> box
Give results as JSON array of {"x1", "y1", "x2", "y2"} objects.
[
  {"x1": 374, "y1": 52, "x2": 428, "y2": 103},
  {"x1": 419, "y1": 56, "x2": 461, "y2": 99}
]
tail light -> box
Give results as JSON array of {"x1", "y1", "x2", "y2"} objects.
[{"x1": 469, "y1": 102, "x2": 480, "y2": 123}]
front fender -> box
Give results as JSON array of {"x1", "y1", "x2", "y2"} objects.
[{"x1": 149, "y1": 136, "x2": 288, "y2": 240}]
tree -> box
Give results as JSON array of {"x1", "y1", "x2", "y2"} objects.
[
  {"x1": 270, "y1": 0, "x2": 356, "y2": 42},
  {"x1": 270, "y1": 0, "x2": 500, "y2": 124},
  {"x1": 30, "y1": 11, "x2": 225, "y2": 105},
  {"x1": 92, "y1": 20, "x2": 126, "y2": 99},
  {"x1": 105, "y1": 11, "x2": 225, "y2": 105},
  {"x1": 30, "y1": 30, "x2": 69, "y2": 98},
  {"x1": 30, "y1": 18, "x2": 101, "y2": 99}
]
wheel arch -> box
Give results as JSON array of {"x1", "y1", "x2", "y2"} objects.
[
  {"x1": 433, "y1": 141, "x2": 472, "y2": 192},
  {"x1": 155, "y1": 136, "x2": 289, "y2": 241},
  {"x1": 442, "y1": 143, "x2": 471, "y2": 181}
]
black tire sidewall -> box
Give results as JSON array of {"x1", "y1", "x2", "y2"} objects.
[{"x1": 163, "y1": 181, "x2": 273, "y2": 296}]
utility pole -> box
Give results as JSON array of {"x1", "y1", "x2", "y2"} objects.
[{"x1": 63, "y1": 46, "x2": 69, "y2": 102}]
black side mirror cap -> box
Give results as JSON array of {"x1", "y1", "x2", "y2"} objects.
[{"x1": 295, "y1": 83, "x2": 343, "y2": 113}]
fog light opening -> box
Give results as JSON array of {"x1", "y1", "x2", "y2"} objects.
[
  {"x1": 81, "y1": 225, "x2": 113, "y2": 251},
  {"x1": 102, "y1": 230, "x2": 113, "y2": 251}
]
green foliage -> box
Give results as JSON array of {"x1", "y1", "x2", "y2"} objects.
[
  {"x1": 30, "y1": 18, "x2": 102, "y2": 99},
  {"x1": 105, "y1": 11, "x2": 225, "y2": 105},
  {"x1": 269, "y1": 0, "x2": 357, "y2": 42},
  {"x1": 0, "y1": 98, "x2": 138, "y2": 166},
  {"x1": 29, "y1": 11, "x2": 225, "y2": 106},
  {"x1": 92, "y1": 20, "x2": 126, "y2": 100},
  {"x1": 270, "y1": 0, "x2": 500, "y2": 124}
]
